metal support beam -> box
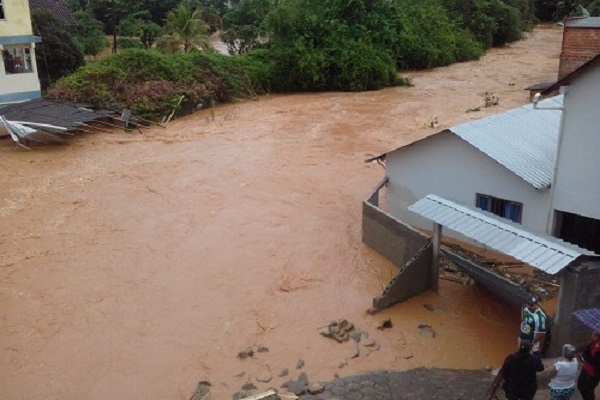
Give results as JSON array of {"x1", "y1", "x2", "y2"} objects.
[{"x1": 432, "y1": 222, "x2": 442, "y2": 292}]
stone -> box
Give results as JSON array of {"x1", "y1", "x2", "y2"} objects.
[
  {"x1": 400, "y1": 350, "x2": 414, "y2": 359},
  {"x1": 360, "y1": 331, "x2": 369, "y2": 340},
  {"x1": 418, "y1": 324, "x2": 436, "y2": 339},
  {"x1": 234, "y1": 372, "x2": 246, "y2": 378},
  {"x1": 348, "y1": 343, "x2": 360, "y2": 359},
  {"x1": 257, "y1": 345, "x2": 269, "y2": 353},
  {"x1": 242, "y1": 382, "x2": 257, "y2": 391},
  {"x1": 296, "y1": 359, "x2": 305, "y2": 369},
  {"x1": 189, "y1": 381, "x2": 211, "y2": 400},
  {"x1": 362, "y1": 338, "x2": 376, "y2": 347},
  {"x1": 349, "y1": 330, "x2": 362, "y2": 342},
  {"x1": 257, "y1": 374, "x2": 272, "y2": 383},
  {"x1": 377, "y1": 318, "x2": 392, "y2": 330},
  {"x1": 278, "y1": 368, "x2": 289, "y2": 377},
  {"x1": 338, "y1": 361, "x2": 348, "y2": 368},
  {"x1": 232, "y1": 390, "x2": 255, "y2": 400},
  {"x1": 238, "y1": 347, "x2": 255, "y2": 360},
  {"x1": 307, "y1": 382, "x2": 325, "y2": 395},
  {"x1": 485, "y1": 365, "x2": 493, "y2": 372}
]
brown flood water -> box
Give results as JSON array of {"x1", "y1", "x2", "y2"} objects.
[{"x1": 0, "y1": 26, "x2": 562, "y2": 400}]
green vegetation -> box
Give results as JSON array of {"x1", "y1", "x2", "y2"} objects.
[{"x1": 51, "y1": 0, "x2": 598, "y2": 118}]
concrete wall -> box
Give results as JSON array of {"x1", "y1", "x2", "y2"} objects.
[
  {"x1": 363, "y1": 179, "x2": 434, "y2": 311},
  {"x1": 549, "y1": 260, "x2": 600, "y2": 356},
  {"x1": 0, "y1": 0, "x2": 34, "y2": 36},
  {"x1": 559, "y1": 24, "x2": 600, "y2": 79},
  {"x1": 385, "y1": 132, "x2": 552, "y2": 241},
  {"x1": 551, "y1": 68, "x2": 600, "y2": 221},
  {"x1": 363, "y1": 180, "x2": 430, "y2": 269},
  {"x1": 372, "y1": 242, "x2": 433, "y2": 311}
]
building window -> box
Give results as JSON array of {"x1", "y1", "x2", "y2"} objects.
[
  {"x1": 2, "y1": 47, "x2": 34, "y2": 74},
  {"x1": 0, "y1": 0, "x2": 4, "y2": 20},
  {"x1": 476, "y1": 194, "x2": 523, "y2": 223},
  {"x1": 554, "y1": 210, "x2": 600, "y2": 253}
]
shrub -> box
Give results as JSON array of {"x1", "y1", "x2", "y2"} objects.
[{"x1": 117, "y1": 37, "x2": 144, "y2": 50}]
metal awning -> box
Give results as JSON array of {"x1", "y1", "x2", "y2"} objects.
[{"x1": 408, "y1": 195, "x2": 598, "y2": 274}]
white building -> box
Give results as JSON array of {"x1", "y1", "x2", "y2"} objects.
[
  {"x1": 369, "y1": 55, "x2": 600, "y2": 254},
  {"x1": 0, "y1": 0, "x2": 42, "y2": 104}
]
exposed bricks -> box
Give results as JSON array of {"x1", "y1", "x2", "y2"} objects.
[{"x1": 559, "y1": 25, "x2": 600, "y2": 79}]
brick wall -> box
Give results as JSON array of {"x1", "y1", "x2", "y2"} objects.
[{"x1": 559, "y1": 26, "x2": 600, "y2": 78}]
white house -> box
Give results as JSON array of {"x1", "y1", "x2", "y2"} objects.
[
  {"x1": 0, "y1": 0, "x2": 42, "y2": 104},
  {"x1": 368, "y1": 55, "x2": 600, "y2": 254}
]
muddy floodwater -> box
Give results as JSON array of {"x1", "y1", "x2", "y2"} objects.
[{"x1": 0, "y1": 27, "x2": 562, "y2": 400}]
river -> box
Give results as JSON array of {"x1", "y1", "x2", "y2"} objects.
[{"x1": 0, "y1": 26, "x2": 562, "y2": 400}]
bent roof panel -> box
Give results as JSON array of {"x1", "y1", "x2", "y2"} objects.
[
  {"x1": 449, "y1": 95, "x2": 563, "y2": 190},
  {"x1": 408, "y1": 194, "x2": 598, "y2": 274}
]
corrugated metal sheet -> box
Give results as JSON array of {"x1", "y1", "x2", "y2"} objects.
[
  {"x1": 449, "y1": 95, "x2": 563, "y2": 190},
  {"x1": 408, "y1": 194, "x2": 597, "y2": 274},
  {"x1": 565, "y1": 17, "x2": 600, "y2": 28}
]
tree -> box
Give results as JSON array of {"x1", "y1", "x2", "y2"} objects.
[
  {"x1": 73, "y1": 10, "x2": 108, "y2": 59},
  {"x1": 31, "y1": 10, "x2": 85, "y2": 89},
  {"x1": 88, "y1": 0, "x2": 142, "y2": 53},
  {"x1": 156, "y1": 4, "x2": 210, "y2": 53},
  {"x1": 118, "y1": 11, "x2": 162, "y2": 49},
  {"x1": 221, "y1": 0, "x2": 273, "y2": 54}
]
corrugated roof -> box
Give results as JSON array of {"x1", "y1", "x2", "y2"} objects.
[
  {"x1": 408, "y1": 194, "x2": 598, "y2": 274},
  {"x1": 29, "y1": 0, "x2": 78, "y2": 26},
  {"x1": 565, "y1": 17, "x2": 600, "y2": 28},
  {"x1": 449, "y1": 95, "x2": 563, "y2": 190}
]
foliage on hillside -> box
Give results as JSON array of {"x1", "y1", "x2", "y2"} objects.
[{"x1": 47, "y1": 49, "x2": 269, "y2": 118}]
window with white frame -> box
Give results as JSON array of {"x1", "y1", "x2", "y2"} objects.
[
  {"x1": 3, "y1": 47, "x2": 34, "y2": 74},
  {"x1": 476, "y1": 193, "x2": 523, "y2": 223},
  {"x1": 0, "y1": 0, "x2": 5, "y2": 20}
]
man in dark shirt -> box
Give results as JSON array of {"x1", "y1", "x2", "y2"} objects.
[{"x1": 502, "y1": 340, "x2": 545, "y2": 400}]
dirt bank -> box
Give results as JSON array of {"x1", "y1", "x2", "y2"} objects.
[{"x1": 0, "y1": 26, "x2": 563, "y2": 400}]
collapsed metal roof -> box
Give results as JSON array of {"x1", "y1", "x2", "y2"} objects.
[
  {"x1": 0, "y1": 99, "x2": 113, "y2": 131},
  {"x1": 408, "y1": 194, "x2": 598, "y2": 274}
]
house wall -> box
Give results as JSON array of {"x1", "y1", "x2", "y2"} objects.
[
  {"x1": 559, "y1": 24, "x2": 600, "y2": 79},
  {"x1": 551, "y1": 68, "x2": 600, "y2": 220},
  {"x1": 0, "y1": 0, "x2": 41, "y2": 104},
  {"x1": 385, "y1": 132, "x2": 552, "y2": 241}
]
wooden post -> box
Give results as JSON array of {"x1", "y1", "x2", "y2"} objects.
[{"x1": 432, "y1": 222, "x2": 442, "y2": 292}]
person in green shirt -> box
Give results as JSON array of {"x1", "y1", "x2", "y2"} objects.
[{"x1": 520, "y1": 297, "x2": 547, "y2": 355}]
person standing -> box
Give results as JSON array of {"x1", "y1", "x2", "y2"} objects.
[
  {"x1": 520, "y1": 297, "x2": 547, "y2": 355},
  {"x1": 548, "y1": 344, "x2": 579, "y2": 400},
  {"x1": 502, "y1": 340, "x2": 545, "y2": 400},
  {"x1": 577, "y1": 331, "x2": 600, "y2": 400}
]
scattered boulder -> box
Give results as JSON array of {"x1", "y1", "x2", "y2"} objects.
[
  {"x1": 377, "y1": 318, "x2": 393, "y2": 330},
  {"x1": 320, "y1": 319, "x2": 356, "y2": 343},
  {"x1": 307, "y1": 382, "x2": 325, "y2": 395},
  {"x1": 189, "y1": 381, "x2": 211, "y2": 400},
  {"x1": 257, "y1": 345, "x2": 269, "y2": 353},
  {"x1": 282, "y1": 372, "x2": 309, "y2": 396},
  {"x1": 234, "y1": 372, "x2": 246, "y2": 378},
  {"x1": 362, "y1": 338, "x2": 376, "y2": 347},
  {"x1": 237, "y1": 348, "x2": 255, "y2": 360},
  {"x1": 257, "y1": 374, "x2": 272, "y2": 383},
  {"x1": 242, "y1": 382, "x2": 257, "y2": 391},
  {"x1": 349, "y1": 329, "x2": 362, "y2": 342},
  {"x1": 418, "y1": 324, "x2": 436, "y2": 339},
  {"x1": 338, "y1": 360, "x2": 348, "y2": 368},
  {"x1": 400, "y1": 350, "x2": 414, "y2": 359},
  {"x1": 348, "y1": 343, "x2": 360, "y2": 359},
  {"x1": 296, "y1": 359, "x2": 305, "y2": 369},
  {"x1": 278, "y1": 368, "x2": 289, "y2": 378}
]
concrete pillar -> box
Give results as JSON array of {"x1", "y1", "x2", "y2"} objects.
[
  {"x1": 549, "y1": 260, "x2": 600, "y2": 356},
  {"x1": 431, "y1": 222, "x2": 442, "y2": 292}
]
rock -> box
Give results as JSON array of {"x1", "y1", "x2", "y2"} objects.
[
  {"x1": 348, "y1": 343, "x2": 360, "y2": 359},
  {"x1": 237, "y1": 348, "x2": 255, "y2": 360},
  {"x1": 296, "y1": 359, "x2": 305, "y2": 369},
  {"x1": 349, "y1": 330, "x2": 362, "y2": 342},
  {"x1": 234, "y1": 372, "x2": 246, "y2": 378},
  {"x1": 400, "y1": 350, "x2": 414, "y2": 359},
  {"x1": 257, "y1": 374, "x2": 272, "y2": 383},
  {"x1": 377, "y1": 318, "x2": 393, "y2": 330},
  {"x1": 232, "y1": 390, "x2": 255, "y2": 400},
  {"x1": 257, "y1": 345, "x2": 269, "y2": 353},
  {"x1": 362, "y1": 338, "x2": 376, "y2": 347},
  {"x1": 338, "y1": 361, "x2": 348, "y2": 368},
  {"x1": 242, "y1": 382, "x2": 257, "y2": 391},
  {"x1": 189, "y1": 381, "x2": 211, "y2": 400},
  {"x1": 285, "y1": 373, "x2": 309, "y2": 396},
  {"x1": 485, "y1": 365, "x2": 493, "y2": 372},
  {"x1": 424, "y1": 304, "x2": 437, "y2": 312},
  {"x1": 361, "y1": 331, "x2": 369, "y2": 340},
  {"x1": 418, "y1": 324, "x2": 436, "y2": 339},
  {"x1": 307, "y1": 382, "x2": 325, "y2": 395},
  {"x1": 278, "y1": 368, "x2": 289, "y2": 377}
]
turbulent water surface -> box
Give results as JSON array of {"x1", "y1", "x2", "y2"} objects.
[{"x1": 0, "y1": 26, "x2": 562, "y2": 400}]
